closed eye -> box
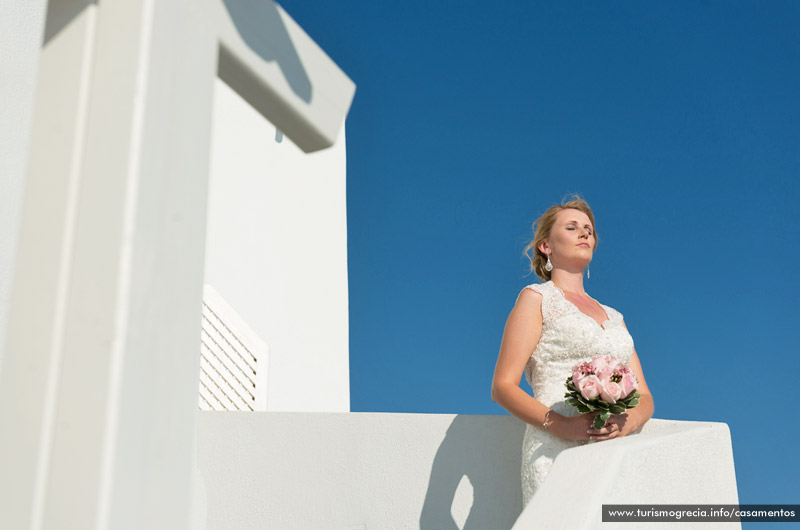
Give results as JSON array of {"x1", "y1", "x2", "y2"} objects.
[{"x1": 567, "y1": 225, "x2": 593, "y2": 234}]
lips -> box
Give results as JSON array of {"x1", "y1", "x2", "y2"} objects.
[{"x1": 578, "y1": 243, "x2": 590, "y2": 247}]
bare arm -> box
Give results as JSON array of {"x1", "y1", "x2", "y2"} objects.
[
  {"x1": 625, "y1": 347, "x2": 655, "y2": 430},
  {"x1": 490, "y1": 288, "x2": 552, "y2": 428}
]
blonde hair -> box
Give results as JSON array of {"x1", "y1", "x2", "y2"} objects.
[{"x1": 523, "y1": 195, "x2": 598, "y2": 282}]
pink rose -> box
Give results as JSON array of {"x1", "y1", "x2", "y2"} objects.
[
  {"x1": 619, "y1": 373, "x2": 638, "y2": 398},
  {"x1": 591, "y1": 355, "x2": 620, "y2": 373},
  {"x1": 572, "y1": 368, "x2": 587, "y2": 388},
  {"x1": 600, "y1": 381, "x2": 623, "y2": 404},
  {"x1": 578, "y1": 375, "x2": 602, "y2": 400},
  {"x1": 595, "y1": 366, "x2": 614, "y2": 384}
]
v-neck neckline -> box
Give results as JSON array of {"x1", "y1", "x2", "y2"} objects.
[{"x1": 549, "y1": 281, "x2": 611, "y2": 330}]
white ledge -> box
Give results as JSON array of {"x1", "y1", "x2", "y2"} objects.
[
  {"x1": 515, "y1": 419, "x2": 740, "y2": 530},
  {"x1": 198, "y1": 413, "x2": 738, "y2": 530},
  {"x1": 211, "y1": 0, "x2": 355, "y2": 152}
]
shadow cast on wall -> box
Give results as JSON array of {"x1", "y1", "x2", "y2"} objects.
[
  {"x1": 221, "y1": 0, "x2": 312, "y2": 103},
  {"x1": 420, "y1": 415, "x2": 526, "y2": 530},
  {"x1": 42, "y1": 0, "x2": 95, "y2": 45}
]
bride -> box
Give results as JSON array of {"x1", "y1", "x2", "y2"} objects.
[{"x1": 490, "y1": 197, "x2": 655, "y2": 507}]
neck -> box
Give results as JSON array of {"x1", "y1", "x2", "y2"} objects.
[{"x1": 550, "y1": 270, "x2": 586, "y2": 295}]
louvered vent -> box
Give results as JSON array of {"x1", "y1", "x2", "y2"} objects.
[{"x1": 200, "y1": 284, "x2": 269, "y2": 411}]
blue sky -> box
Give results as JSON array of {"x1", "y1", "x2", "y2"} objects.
[{"x1": 279, "y1": 0, "x2": 800, "y2": 512}]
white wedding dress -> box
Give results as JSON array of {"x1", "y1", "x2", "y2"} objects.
[{"x1": 518, "y1": 280, "x2": 635, "y2": 507}]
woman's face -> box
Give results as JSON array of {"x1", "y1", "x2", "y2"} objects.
[{"x1": 541, "y1": 208, "x2": 595, "y2": 269}]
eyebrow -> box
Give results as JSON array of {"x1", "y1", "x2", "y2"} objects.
[{"x1": 565, "y1": 220, "x2": 593, "y2": 228}]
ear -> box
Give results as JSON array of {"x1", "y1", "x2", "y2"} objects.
[{"x1": 537, "y1": 241, "x2": 550, "y2": 255}]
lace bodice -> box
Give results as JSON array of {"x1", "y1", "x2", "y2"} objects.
[
  {"x1": 518, "y1": 280, "x2": 636, "y2": 507},
  {"x1": 519, "y1": 281, "x2": 635, "y2": 414}
]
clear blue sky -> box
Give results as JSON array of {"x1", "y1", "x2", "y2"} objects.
[{"x1": 280, "y1": 0, "x2": 799, "y2": 513}]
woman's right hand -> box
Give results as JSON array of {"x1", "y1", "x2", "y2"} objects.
[{"x1": 550, "y1": 411, "x2": 600, "y2": 441}]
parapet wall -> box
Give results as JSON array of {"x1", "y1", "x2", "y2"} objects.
[
  {"x1": 516, "y1": 419, "x2": 740, "y2": 530},
  {"x1": 197, "y1": 413, "x2": 738, "y2": 530}
]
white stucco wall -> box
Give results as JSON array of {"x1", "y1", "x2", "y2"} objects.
[
  {"x1": 1, "y1": 1, "x2": 220, "y2": 527},
  {"x1": 205, "y1": 78, "x2": 350, "y2": 412},
  {"x1": 197, "y1": 414, "x2": 739, "y2": 530},
  {"x1": 1, "y1": 1, "x2": 353, "y2": 527},
  {"x1": 0, "y1": 0, "x2": 47, "y2": 375}
]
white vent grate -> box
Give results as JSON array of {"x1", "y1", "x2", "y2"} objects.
[{"x1": 200, "y1": 284, "x2": 269, "y2": 411}]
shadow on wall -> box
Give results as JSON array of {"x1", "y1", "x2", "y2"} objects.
[
  {"x1": 43, "y1": 0, "x2": 95, "y2": 45},
  {"x1": 221, "y1": 0, "x2": 312, "y2": 103},
  {"x1": 420, "y1": 415, "x2": 526, "y2": 530}
]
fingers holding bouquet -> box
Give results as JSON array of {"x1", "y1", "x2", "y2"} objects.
[
  {"x1": 587, "y1": 413, "x2": 634, "y2": 441},
  {"x1": 549, "y1": 410, "x2": 602, "y2": 441}
]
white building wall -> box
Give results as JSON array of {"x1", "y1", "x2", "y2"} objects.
[
  {"x1": 205, "y1": 78, "x2": 350, "y2": 412},
  {"x1": 0, "y1": 0, "x2": 48, "y2": 375},
  {"x1": 0, "y1": 1, "x2": 354, "y2": 527},
  {"x1": 0, "y1": 1, "x2": 219, "y2": 527}
]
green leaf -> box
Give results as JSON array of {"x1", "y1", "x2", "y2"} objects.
[
  {"x1": 569, "y1": 393, "x2": 586, "y2": 405},
  {"x1": 610, "y1": 404, "x2": 625, "y2": 414},
  {"x1": 595, "y1": 400, "x2": 610, "y2": 410},
  {"x1": 576, "y1": 403, "x2": 591, "y2": 413},
  {"x1": 620, "y1": 391, "x2": 640, "y2": 406},
  {"x1": 593, "y1": 411, "x2": 612, "y2": 429}
]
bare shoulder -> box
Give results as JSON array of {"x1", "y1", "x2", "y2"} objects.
[
  {"x1": 499, "y1": 287, "x2": 544, "y2": 359},
  {"x1": 512, "y1": 286, "x2": 543, "y2": 318},
  {"x1": 516, "y1": 286, "x2": 543, "y2": 307}
]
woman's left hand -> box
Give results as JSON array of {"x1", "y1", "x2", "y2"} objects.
[{"x1": 586, "y1": 413, "x2": 639, "y2": 442}]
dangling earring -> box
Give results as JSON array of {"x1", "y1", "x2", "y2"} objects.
[
  {"x1": 587, "y1": 267, "x2": 590, "y2": 279},
  {"x1": 545, "y1": 253, "x2": 553, "y2": 272}
]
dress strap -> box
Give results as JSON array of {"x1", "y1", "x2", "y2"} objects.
[
  {"x1": 601, "y1": 303, "x2": 624, "y2": 323},
  {"x1": 517, "y1": 282, "x2": 557, "y2": 324}
]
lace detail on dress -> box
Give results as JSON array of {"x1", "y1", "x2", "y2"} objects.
[{"x1": 517, "y1": 281, "x2": 635, "y2": 507}]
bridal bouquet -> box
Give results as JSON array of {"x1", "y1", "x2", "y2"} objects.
[{"x1": 564, "y1": 355, "x2": 640, "y2": 430}]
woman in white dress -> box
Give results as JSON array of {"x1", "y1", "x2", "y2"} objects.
[{"x1": 490, "y1": 197, "x2": 655, "y2": 508}]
